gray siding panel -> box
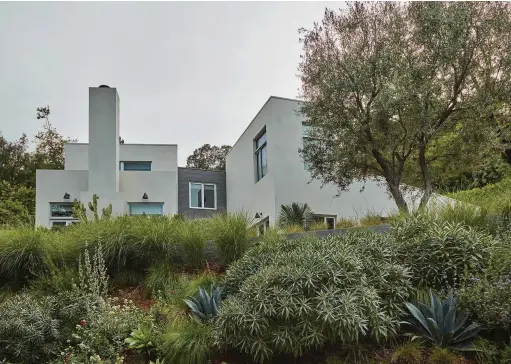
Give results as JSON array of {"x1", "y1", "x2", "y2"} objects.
[{"x1": 177, "y1": 168, "x2": 227, "y2": 219}]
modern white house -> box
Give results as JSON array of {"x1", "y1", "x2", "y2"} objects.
[{"x1": 36, "y1": 86, "x2": 442, "y2": 229}]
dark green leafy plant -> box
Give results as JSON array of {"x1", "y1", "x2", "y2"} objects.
[
  {"x1": 183, "y1": 284, "x2": 222, "y2": 322},
  {"x1": 277, "y1": 202, "x2": 314, "y2": 228},
  {"x1": 402, "y1": 291, "x2": 481, "y2": 350}
]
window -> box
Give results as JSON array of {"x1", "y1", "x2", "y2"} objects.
[
  {"x1": 120, "y1": 161, "x2": 152, "y2": 171},
  {"x1": 314, "y1": 215, "x2": 336, "y2": 230},
  {"x1": 255, "y1": 130, "x2": 267, "y2": 181},
  {"x1": 256, "y1": 217, "x2": 270, "y2": 236},
  {"x1": 189, "y1": 183, "x2": 216, "y2": 209},
  {"x1": 129, "y1": 203, "x2": 163, "y2": 215},
  {"x1": 50, "y1": 203, "x2": 74, "y2": 217}
]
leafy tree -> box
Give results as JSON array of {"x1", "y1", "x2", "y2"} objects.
[
  {"x1": 299, "y1": 2, "x2": 511, "y2": 212},
  {"x1": 0, "y1": 181, "x2": 33, "y2": 225},
  {"x1": 0, "y1": 133, "x2": 33, "y2": 188},
  {"x1": 33, "y1": 106, "x2": 76, "y2": 171},
  {"x1": 277, "y1": 202, "x2": 314, "y2": 228},
  {"x1": 186, "y1": 144, "x2": 232, "y2": 171}
]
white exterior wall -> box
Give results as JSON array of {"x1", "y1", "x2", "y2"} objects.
[
  {"x1": 226, "y1": 98, "x2": 277, "y2": 224},
  {"x1": 65, "y1": 144, "x2": 178, "y2": 172},
  {"x1": 35, "y1": 87, "x2": 179, "y2": 228},
  {"x1": 35, "y1": 170, "x2": 88, "y2": 226},
  {"x1": 88, "y1": 87, "x2": 120, "y2": 195},
  {"x1": 119, "y1": 171, "x2": 178, "y2": 215},
  {"x1": 269, "y1": 98, "x2": 401, "y2": 219},
  {"x1": 226, "y1": 97, "x2": 408, "y2": 225}
]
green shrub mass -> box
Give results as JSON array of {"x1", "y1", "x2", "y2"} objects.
[
  {"x1": 391, "y1": 215, "x2": 494, "y2": 289},
  {"x1": 447, "y1": 177, "x2": 511, "y2": 214},
  {"x1": 216, "y1": 231, "x2": 412, "y2": 362}
]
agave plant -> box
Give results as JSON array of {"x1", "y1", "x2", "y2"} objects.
[
  {"x1": 277, "y1": 202, "x2": 314, "y2": 228},
  {"x1": 183, "y1": 284, "x2": 223, "y2": 321},
  {"x1": 402, "y1": 291, "x2": 481, "y2": 350}
]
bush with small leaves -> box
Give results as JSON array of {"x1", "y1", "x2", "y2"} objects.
[
  {"x1": 391, "y1": 215, "x2": 494, "y2": 289},
  {"x1": 216, "y1": 231, "x2": 412, "y2": 362}
]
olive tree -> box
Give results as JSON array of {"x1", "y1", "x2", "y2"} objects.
[{"x1": 299, "y1": 2, "x2": 511, "y2": 212}]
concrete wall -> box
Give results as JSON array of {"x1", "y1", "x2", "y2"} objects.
[
  {"x1": 226, "y1": 97, "x2": 414, "y2": 227},
  {"x1": 226, "y1": 98, "x2": 277, "y2": 224},
  {"x1": 65, "y1": 144, "x2": 178, "y2": 172},
  {"x1": 35, "y1": 170, "x2": 88, "y2": 226},
  {"x1": 177, "y1": 167, "x2": 226, "y2": 219},
  {"x1": 268, "y1": 97, "x2": 402, "y2": 219},
  {"x1": 88, "y1": 87, "x2": 120, "y2": 195},
  {"x1": 119, "y1": 171, "x2": 178, "y2": 215}
]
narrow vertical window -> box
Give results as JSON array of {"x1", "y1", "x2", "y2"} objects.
[{"x1": 255, "y1": 131, "x2": 267, "y2": 182}]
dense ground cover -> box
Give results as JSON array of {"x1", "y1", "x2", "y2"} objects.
[{"x1": 0, "y1": 206, "x2": 510, "y2": 363}]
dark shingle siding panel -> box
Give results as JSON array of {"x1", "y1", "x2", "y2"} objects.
[{"x1": 177, "y1": 167, "x2": 227, "y2": 219}]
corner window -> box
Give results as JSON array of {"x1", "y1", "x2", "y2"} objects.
[
  {"x1": 255, "y1": 130, "x2": 267, "y2": 182},
  {"x1": 120, "y1": 161, "x2": 152, "y2": 171},
  {"x1": 256, "y1": 217, "x2": 270, "y2": 236},
  {"x1": 189, "y1": 183, "x2": 216, "y2": 209},
  {"x1": 302, "y1": 123, "x2": 312, "y2": 171},
  {"x1": 129, "y1": 203, "x2": 163, "y2": 215},
  {"x1": 314, "y1": 215, "x2": 336, "y2": 230}
]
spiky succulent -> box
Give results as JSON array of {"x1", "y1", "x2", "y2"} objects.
[
  {"x1": 402, "y1": 291, "x2": 481, "y2": 350},
  {"x1": 183, "y1": 284, "x2": 223, "y2": 321},
  {"x1": 124, "y1": 323, "x2": 154, "y2": 349}
]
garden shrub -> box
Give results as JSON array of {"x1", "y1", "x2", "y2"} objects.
[
  {"x1": 0, "y1": 227, "x2": 67, "y2": 289},
  {"x1": 64, "y1": 216, "x2": 181, "y2": 276},
  {"x1": 159, "y1": 318, "x2": 214, "y2": 364},
  {"x1": 217, "y1": 231, "x2": 412, "y2": 362},
  {"x1": 177, "y1": 219, "x2": 207, "y2": 269},
  {"x1": 145, "y1": 261, "x2": 178, "y2": 295},
  {"x1": 391, "y1": 215, "x2": 494, "y2": 289},
  {"x1": 0, "y1": 293, "x2": 61, "y2": 363},
  {"x1": 447, "y1": 177, "x2": 511, "y2": 214},
  {"x1": 207, "y1": 212, "x2": 250, "y2": 265}
]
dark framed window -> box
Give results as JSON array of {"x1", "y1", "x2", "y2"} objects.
[
  {"x1": 255, "y1": 130, "x2": 267, "y2": 182},
  {"x1": 120, "y1": 161, "x2": 152, "y2": 171}
]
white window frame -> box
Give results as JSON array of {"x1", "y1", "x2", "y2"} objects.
[
  {"x1": 255, "y1": 216, "x2": 270, "y2": 236},
  {"x1": 49, "y1": 202, "x2": 78, "y2": 226},
  {"x1": 314, "y1": 214, "x2": 337, "y2": 229},
  {"x1": 50, "y1": 220, "x2": 78, "y2": 227},
  {"x1": 189, "y1": 182, "x2": 217, "y2": 210}
]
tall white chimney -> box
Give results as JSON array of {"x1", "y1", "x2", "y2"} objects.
[{"x1": 88, "y1": 86, "x2": 120, "y2": 195}]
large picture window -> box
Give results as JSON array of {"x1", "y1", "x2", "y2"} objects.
[
  {"x1": 255, "y1": 130, "x2": 267, "y2": 182},
  {"x1": 50, "y1": 203, "x2": 74, "y2": 217},
  {"x1": 129, "y1": 203, "x2": 163, "y2": 215},
  {"x1": 189, "y1": 182, "x2": 216, "y2": 209}
]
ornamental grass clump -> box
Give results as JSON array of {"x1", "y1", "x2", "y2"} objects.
[
  {"x1": 207, "y1": 212, "x2": 251, "y2": 265},
  {"x1": 216, "y1": 231, "x2": 412, "y2": 362}
]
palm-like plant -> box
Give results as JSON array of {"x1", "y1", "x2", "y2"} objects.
[
  {"x1": 278, "y1": 202, "x2": 314, "y2": 228},
  {"x1": 402, "y1": 291, "x2": 481, "y2": 350},
  {"x1": 183, "y1": 284, "x2": 223, "y2": 322}
]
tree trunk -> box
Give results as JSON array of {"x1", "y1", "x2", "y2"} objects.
[
  {"x1": 386, "y1": 177, "x2": 409, "y2": 213},
  {"x1": 418, "y1": 139, "x2": 433, "y2": 209}
]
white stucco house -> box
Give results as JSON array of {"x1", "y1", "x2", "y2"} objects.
[{"x1": 36, "y1": 86, "x2": 438, "y2": 230}]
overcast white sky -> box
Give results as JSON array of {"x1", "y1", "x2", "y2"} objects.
[{"x1": 0, "y1": 1, "x2": 341, "y2": 166}]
